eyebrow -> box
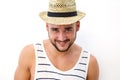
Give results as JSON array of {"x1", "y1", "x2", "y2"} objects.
[
  {"x1": 65, "y1": 26, "x2": 73, "y2": 29},
  {"x1": 48, "y1": 23, "x2": 74, "y2": 29},
  {"x1": 50, "y1": 27, "x2": 58, "y2": 29}
]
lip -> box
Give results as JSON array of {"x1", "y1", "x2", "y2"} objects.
[
  {"x1": 56, "y1": 40, "x2": 70, "y2": 47},
  {"x1": 58, "y1": 41, "x2": 66, "y2": 47}
]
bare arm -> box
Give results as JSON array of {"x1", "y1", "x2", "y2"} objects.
[
  {"x1": 87, "y1": 55, "x2": 99, "y2": 80},
  {"x1": 14, "y1": 44, "x2": 34, "y2": 80}
]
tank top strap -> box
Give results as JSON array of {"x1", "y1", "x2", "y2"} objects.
[{"x1": 77, "y1": 49, "x2": 90, "y2": 80}]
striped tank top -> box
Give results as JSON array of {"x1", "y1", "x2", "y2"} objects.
[{"x1": 34, "y1": 42, "x2": 90, "y2": 80}]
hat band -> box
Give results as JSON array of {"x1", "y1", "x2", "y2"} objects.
[{"x1": 48, "y1": 11, "x2": 77, "y2": 17}]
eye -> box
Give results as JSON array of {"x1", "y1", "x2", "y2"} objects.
[
  {"x1": 51, "y1": 28, "x2": 59, "y2": 32},
  {"x1": 65, "y1": 27, "x2": 73, "y2": 32}
]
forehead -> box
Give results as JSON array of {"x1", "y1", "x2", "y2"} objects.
[
  {"x1": 47, "y1": 23, "x2": 76, "y2": 28},
  {"x1": 48, "y1": 23, "x2": 75, "y2": 29}
]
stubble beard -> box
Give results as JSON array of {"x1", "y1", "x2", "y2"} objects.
[
  {"x1": 49, "y1": 36, "x2": 76, "y2": 52},
  {"x1": 48, "y1": 31, "x2": 77, "y2": 52},
  {"x1": 51, "y1": 39, "x2": 73, "y2": 52}
]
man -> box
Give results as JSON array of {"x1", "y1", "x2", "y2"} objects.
[{"x1": 14, "y1": 0, "x2": 99, "y2": 80}]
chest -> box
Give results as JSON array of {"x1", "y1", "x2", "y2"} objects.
[
  {"x1": 34, "y1": 51, "x2": 89, "y2": 80},
  {"x1": 48, "y1": 54, "x2": 80, "y2": 71},
  {"x1": 34, "y1": 42, "x2": 90, "y2": 80}
]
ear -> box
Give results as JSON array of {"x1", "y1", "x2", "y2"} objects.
[
  {"x1": 76, "y1": 21, "x2": 80, "y2": 31},
  {"x1": 46, "y1": 23, "x2": 49, "y2": 31}
]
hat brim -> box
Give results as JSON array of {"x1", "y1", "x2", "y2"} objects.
[{"x1": 39, "y1": 11, "x2": 86, "y2": 25}]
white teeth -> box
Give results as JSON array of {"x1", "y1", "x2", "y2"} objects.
[{"x1": 58, "y1": 42, "x2": 66, "y2": 47}]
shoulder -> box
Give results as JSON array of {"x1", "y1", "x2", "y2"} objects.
[
  {"x1": 21, "y1": 44, "x2": 34, "y2": 55},
  {"x1": 87, "y1": 54, "x2": 99, "y2": 80},
  {"x1": 14, "y1": 44, "x2": 35, "y2": 80},
  {"x1": 18, "y1": 44, "x2": 35, "y2": 68}
]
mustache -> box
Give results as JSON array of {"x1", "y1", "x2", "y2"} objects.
[{"x1": 56, "y1": 39, "x2": 70, "y2": 42}]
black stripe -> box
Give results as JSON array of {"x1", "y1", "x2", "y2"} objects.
[
  {"x1": 37, "y1": 70, "x2": 85, "y2": 79},
  {"x1": 83, "y1": 51, "x2": 88, "y2": 53},
  {"x1": 38, "y1": 56, "x2": 46, "y2": 58},
  {"x1": 38, "y1": 63, "x2": 51, "y2": 66},
  {"x1": 79, "y1": 62, "x2": 87, "y2": 65},
  {"x1": 48, "y1": 11, "x2": 77, "y2": 17},
  {"x1": 74, "y1": 69, "x2": 86, "y2": 72},
  {"x1": 36, "y1": 78, "x2": 60, "y2": 80},
  {"x1": 36, "y1": 43, "x2": 41, "y2": 45},
  {"x1": 37, "y1": 49, "x2": 43, "y2": 52},
  {"x1": 82, "y1": 56, "x2": 88, "y2": 58}
]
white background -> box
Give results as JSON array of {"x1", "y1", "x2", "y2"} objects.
[{"x1": 0, "y1": 0, "x2": 120, "y2": 80}]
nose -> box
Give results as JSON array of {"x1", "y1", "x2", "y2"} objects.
[{"x1": 57, "y1": 32, "x2": 66, "y2": 41}]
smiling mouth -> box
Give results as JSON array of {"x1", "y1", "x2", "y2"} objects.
[{"x1": 56, "y1": 39, "x2": 70, "y2": 46}]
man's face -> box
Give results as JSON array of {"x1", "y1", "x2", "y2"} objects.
[{"x1": 46, "y1": 21, "x2": 80, "y2": 52}]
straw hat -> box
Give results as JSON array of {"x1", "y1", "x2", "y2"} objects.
[{"x1": 39, "y1": 0, "x2": 86, "y2": 25}]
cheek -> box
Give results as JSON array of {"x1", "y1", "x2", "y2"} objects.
[
  {"x1": 72, "y1": 31, "x2": 77, "y2": 38},
  {"x1": 48, "y1": 32, "x2": 56, "y2": 39},
  {"x1": 67, "y1": 32, "x2": 76, "y2": 38}
]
